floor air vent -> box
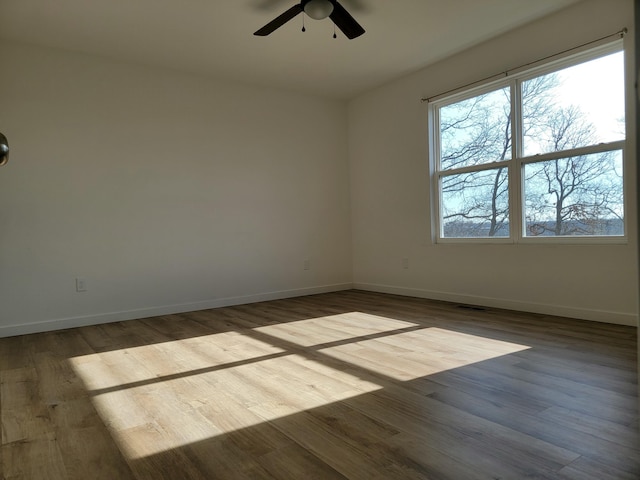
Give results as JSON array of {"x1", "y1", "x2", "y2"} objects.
[{"x1": 456, "y1": 304, "x2": 487, "y2": 312}]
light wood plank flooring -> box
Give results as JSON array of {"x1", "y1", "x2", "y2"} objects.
[{"x1": 1, "y1": 290, "x2": 638, "y2": 479}]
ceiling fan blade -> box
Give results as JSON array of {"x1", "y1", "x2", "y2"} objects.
[
  {"x1": 254, "y1": 4, "x2": 303, "y2": 36},
  {"x1": 329, "y1": 1, "x2": 365, "y2": 39}
]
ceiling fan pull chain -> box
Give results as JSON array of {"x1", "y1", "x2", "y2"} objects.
[
  {"x1": 333, "y1": 23, "x2": 337, "y2": 39},
  {"x1": 302, "y1": 14, "x2": 306, "y2": 32}
]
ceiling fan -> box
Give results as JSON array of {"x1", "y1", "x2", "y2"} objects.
[{"x1": 254, "y1": 0, "x2": 365, "y2": 39}]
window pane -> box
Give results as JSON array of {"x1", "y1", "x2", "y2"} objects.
[
  {"x1": 439, "y1": 87, "x2": 511, "y2": 170},
  {"x1": 524, "y1": 150, "x2": 623, "y2": 237},
  {"x1": 522, "y1": 51, "x2": 625, "y2": 156},
  {"x1": 441, "y1": 167, "x2": 509, "y2": 238}
]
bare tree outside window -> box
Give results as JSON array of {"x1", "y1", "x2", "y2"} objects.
[
  {"x1": 524, "y1": 151, "x2": 623, "y2": 236},
  {"x1": 434, "y1": 48, "x2": 625, "y2": 240},
  {"x1": 439, "y1": 87, "x2": 511, "y2": 237},
  {"x1": 521, "y1": 60, "x2": 625, "y2": 237}
]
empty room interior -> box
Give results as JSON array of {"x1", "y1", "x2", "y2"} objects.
[{"x1": 0, "y1": 0, "x2": 639, "y2": 478}]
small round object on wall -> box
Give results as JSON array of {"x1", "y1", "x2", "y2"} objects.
[{"x1": 0, "y1": 132, "x2": 9, "y2": 166}]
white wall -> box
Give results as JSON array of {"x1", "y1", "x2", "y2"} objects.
[
  {"x1": 0, "y1": 42, "x2": 352, "y2": 336},
  {"x1": 348, "y1": 0, "x2": 638, "y2": 325},
  {"x1": 1, "y1": 1, "x2": 636, "y2": 338}
]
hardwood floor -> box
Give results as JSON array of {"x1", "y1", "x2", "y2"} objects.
[{"x1": 1, "y1": 290, "x2": 638, "y2": 479}]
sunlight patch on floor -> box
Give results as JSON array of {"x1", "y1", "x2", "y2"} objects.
[
  {"x1": 69, "y1": 331, "x2": 286, "y2": 391},
  {"x1": 68, "y1": 313, "x2": 530, "y2": 460},
  {"x1": 320, "y1": 326, "x2": 530, "y2": 381},
  {"x1": 73, "y1": 351, "x2": 383, "y2": 459},
  {"x1": 253, "y1": 312, "x2": 419, "y2": 346}
]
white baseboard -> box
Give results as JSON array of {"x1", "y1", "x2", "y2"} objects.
[
  {"x1": 353, "y1": 282, "x2": 638, "y2": 327},
  {"x1": 0, "y1": 283, "x2": 353, "y2": 338},
  {"x1": 3, "y1": 281, "x2": 635, "y2": 338}
]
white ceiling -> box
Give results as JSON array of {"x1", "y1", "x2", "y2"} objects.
[{"x1": 0, "y1": 0, "x2": 582, "y2": 99}]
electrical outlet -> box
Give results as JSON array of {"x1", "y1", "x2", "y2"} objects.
[
  {"x1": 76, "y1": 277, "x2": 87, "y2": 292},
  {"x1": 303, "y1": 259, "x2": 311, "y2": 271},
  {"x1": 402, "y1": 258, "x2": 409, "y2": 269}
]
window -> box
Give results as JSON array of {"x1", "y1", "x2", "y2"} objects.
[{"x1": 430, "y1": 43, "x2": 626, "y2": 242}]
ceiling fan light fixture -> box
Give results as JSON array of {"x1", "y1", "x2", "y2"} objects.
[{"x1": 304, "y1": 0, "x2": 334, "y2": 20}]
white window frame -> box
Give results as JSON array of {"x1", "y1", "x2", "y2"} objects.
[{"x1": 429, "y1": 40, "x2": 627, "y2": 244}]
